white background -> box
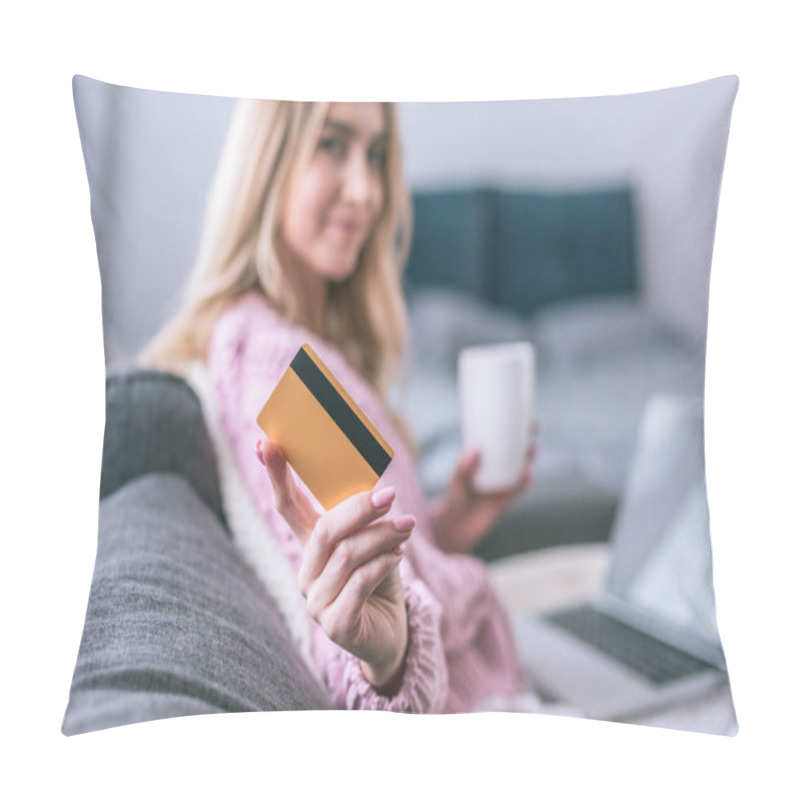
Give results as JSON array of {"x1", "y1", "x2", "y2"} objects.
[{"x1": 3, "y1": 1, "x2": 798, "y2": 797}]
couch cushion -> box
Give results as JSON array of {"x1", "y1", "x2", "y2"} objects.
[
  {"x1": 491, "y1": 187, "x2": 637, "y2": 315},
  {"x1": 404, "y1": 189, "x2": 492, "y2": 298},
  {"x1": 403, "y1": 187, "x2": 637, "y2": 317},
  {"x1": 100, "y1": 368, "x2": 223, "y2": 519},
  {"x1": 62, "y1": 472, "x2": 331, "y2": 734}
]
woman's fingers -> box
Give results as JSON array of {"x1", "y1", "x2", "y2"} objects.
[
  {"x1": 455, "y1": 448, "x2": 481, "y2": 482},
  {"x1": 302, "y1": 516, "x2": 414, "y2": 615},
  {"x1": 258, "y1": 439, "x2": 319, "y2": 542},
  {"x1": 258, "y1": 436, "x2": 412, "y2": 586},
  {"x1": 324, "y1": 485, "x2": 400, "y2": 543},
  {"x1": 315, "y1": 549, "x2": 404, "y2": 652},
  {"x1": 257, "y1": 439, "x2": 410, "y2": 681},
  {"x1": 299, "y1": 484, "x2": 400, "y2": 579},
  {"x1": 300, "y1": 485, "x2": 412, "y2": 595}
]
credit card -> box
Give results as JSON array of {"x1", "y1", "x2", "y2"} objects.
[{"x1": 256, "y1": 343, "x2": 394, "y2": 510}]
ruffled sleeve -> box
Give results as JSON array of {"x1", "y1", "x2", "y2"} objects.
[{"x1": 322, "y1": 578, "x2": 449, "y2": 713}]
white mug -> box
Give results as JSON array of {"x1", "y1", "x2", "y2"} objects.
[{"x1": 457, "y1": 341, "x2": 535, "y2": 492}]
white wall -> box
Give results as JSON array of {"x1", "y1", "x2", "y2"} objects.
[
  {"x1": 74, "y1": 76, "x2": 736, "y2": 361},
  {"x1": 74, "y1": 77, "x2": 234, "y2": 361}
]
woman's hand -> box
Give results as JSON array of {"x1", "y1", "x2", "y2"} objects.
[
  {"x1": 430, "y1": 437, "x2": 536, "y2": 555},
  {"x1": 256, "y1": 439, "x2": 413, "y2": 692}
]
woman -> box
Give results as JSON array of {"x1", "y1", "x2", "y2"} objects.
[{"x1": 142, "y1": 99, "x2": 534, "y2": 712}]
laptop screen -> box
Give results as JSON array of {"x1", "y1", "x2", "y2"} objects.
[
  {"x1": 624, "y1": 480, "x2": 721, "y2": 642},
  {"x1": 604, "y1": 395, "x2": 722, "y2": 646}
]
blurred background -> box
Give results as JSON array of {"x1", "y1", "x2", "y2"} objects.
[{"x1": 73, "y1": 75, "x2": 736, "y2": 559}]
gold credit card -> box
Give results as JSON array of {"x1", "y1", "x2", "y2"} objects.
[{"x1": 256, "y1": 343, "x2": 394, "y2": 510}]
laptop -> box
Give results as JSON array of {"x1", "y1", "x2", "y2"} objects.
[{"x1": 512, "y1": 394, "x2": 731, "y2": 722}]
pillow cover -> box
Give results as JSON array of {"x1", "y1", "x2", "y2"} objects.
[{"x1": 70, "y1": 74, "x2": 738, "y2": 735}]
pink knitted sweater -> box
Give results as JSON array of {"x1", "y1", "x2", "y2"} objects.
[{"x1": 207, "y1": 292, "x2": 524, "y2": 713}]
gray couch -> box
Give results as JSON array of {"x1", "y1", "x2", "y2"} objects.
[{"x1": 62, "y1": 369, "x2": 331, "y2": 736}]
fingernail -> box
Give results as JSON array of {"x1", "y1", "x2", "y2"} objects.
[
  {"x1": 371, "y1": 487, "x2": 396, "y2": 508},
  {"x1": 393, "y1": 514, "x2": 416, "y2": 533},
  {"x1": 392, "y1": 543, "x2": 406, "y2": 557},
  {"x1": 254, "y1": 440, "x2": 265, "y2": 465}
]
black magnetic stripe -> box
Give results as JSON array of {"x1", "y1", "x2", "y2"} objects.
[{"x1": 290, "y1": 347, "x2": 391, "y2": 477}]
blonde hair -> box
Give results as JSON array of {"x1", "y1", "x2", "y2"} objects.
[{"x1": 140, "y1": 99, "x2": 413, "y2": 398}]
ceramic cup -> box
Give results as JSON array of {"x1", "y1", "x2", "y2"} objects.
[{"x1": 458, "y1": 341, "x2": 535, "y2": 492}]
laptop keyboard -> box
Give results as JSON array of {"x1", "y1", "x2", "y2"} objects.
[{"x1": 547, "y1": 605, "x2": 717, "y2": 685}]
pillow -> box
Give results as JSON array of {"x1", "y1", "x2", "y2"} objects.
[
  {"x1": 404, "y1": 186, "x2": 637, "y2": 317},
  {"x1": 70, "y1": 75, "x2": 738, "y2": 735},
  {"x1": 528, "y1": 294, "x2": 682, "y2": 371},
  {"x1": 406, "y1": 287, "x2": 529, "y2": 371},
  {"x1": 404, "y1": 189, "x2": 492, "y2": 298},
  {"x1": 491, "y1": 187, "x2": 637, "y2": 315}
]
